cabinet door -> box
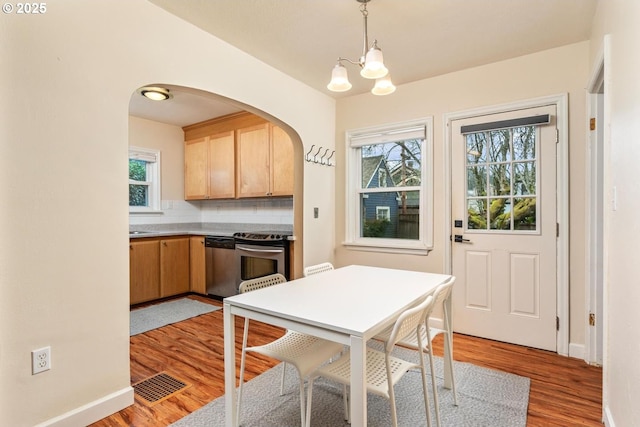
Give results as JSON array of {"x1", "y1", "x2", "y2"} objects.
[
  {"x1": 160, "y1": 238, "x2": 190, "y2": 297},
  {"x1": 189, "y1": 236, "x2": 206, "y2": 294},
  {"x1": 185, "y1": 137, "x2": 209, "y2": 200},
  {"x1": 130, "y1": 240, "x2": 160, "y2": 304},
  {"x1": 236, "y1": 123, "x2": 271, "y2": 198},
  {"x1": 270, "y1": 125, "x2": 294, "y2": 196},
  {"x1": 208, "y1": 131, "x2": 236, "y2": 199}
]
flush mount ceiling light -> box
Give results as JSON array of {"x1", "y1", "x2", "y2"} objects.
[
  {"x1": 327, "y1": 0, "x2": 395, "y2": 96},
  {"x1": 138, "y1": 86, "x2": 172, "y2": 101}
]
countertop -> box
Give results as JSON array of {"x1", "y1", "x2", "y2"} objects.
[{"x1": 129, "y1": 222, "x2": 294, "y2": 239}]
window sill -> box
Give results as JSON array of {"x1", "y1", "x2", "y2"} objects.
[{"x1": 342, "y1": 240, "x2": 432, "y2": 256}]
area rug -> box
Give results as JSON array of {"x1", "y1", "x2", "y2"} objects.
[
  {"x1": 170, "y1": 344, "x2": 530, "y2": 427},
  {"x1": 130, "y1": 298, "x2": 220, "y2": 336}
]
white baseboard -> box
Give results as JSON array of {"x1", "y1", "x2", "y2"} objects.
[
  {"x1": 603, "y1": 405, "x2": 615, "y2": 427},
  {"x1": 568, "y1": 342, "x2": 586, "y2": 360},
  {"x1": 34, "y1": 386, "x2": 134, "y2": 427}
]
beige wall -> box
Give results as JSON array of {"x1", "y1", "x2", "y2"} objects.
[
  {"x1": 589, "y1": 1, "x2": 640, "y2": 425},
  {"x1": 334, "y1": 42, "x2": 590, "y2": 351},
  {"x1": 129, "y1": 116, "x2": 185, "y2": 201},
  {"x1": 0, "y1": 1, "x2": 336, "y2": 425}
]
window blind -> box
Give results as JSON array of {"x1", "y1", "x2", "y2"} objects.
[
  {"x1": 460, "y1": 114, "x2": 550, "y2": 134},
  {"x1": 129, "y1": 150, "x2": 158, "y2": 163},
  {"x1": 350, "y1": 125, "x2": 425, "y2": 147}
]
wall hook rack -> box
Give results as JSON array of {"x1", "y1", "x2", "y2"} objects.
[{"x1": 305, "y1": 144, "x2": 335, "y2": 167}]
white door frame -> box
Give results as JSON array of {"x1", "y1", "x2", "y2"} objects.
[
  {"x1": 585, "y1": 36, "x2": 611, "y2": 366},
  {"x1": 443, "y1": 93, "x2": 569, "y2": 356}
]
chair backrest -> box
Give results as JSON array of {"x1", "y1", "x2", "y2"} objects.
[
  {"x1": 239, "y1": 273, "x2": 287, "y2": 294},
  {"x1": 432, "y1": 276, "x2": 456, "y2": 309},
  {"x1": 386, "y1": 295, "x2": 435, "y2": 352},
  {"x1": 303, "y1": 262, "x2": 334, "y2": 277}
]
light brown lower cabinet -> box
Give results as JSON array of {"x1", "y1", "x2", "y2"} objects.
[
  {"x1": 130, "y1": 239, "x2": 161, "y2": 304},
  {"x1": 130, "y1": 236, "x2": 191, "y2": 305},
  {"x1": 160, "y1": 237, "x2": 191, "y2": 297},
  {"x1": 189, "y1": 236, "x2": 206, "y2": 294}
]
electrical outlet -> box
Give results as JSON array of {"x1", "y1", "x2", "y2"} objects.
[{"x1": 32, "y1": 346, "x2": 51, "y2": 374}]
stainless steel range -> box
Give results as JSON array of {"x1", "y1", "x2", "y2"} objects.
[{"x1": 234, "y1": 231, "x2": 291, "y2": 288}]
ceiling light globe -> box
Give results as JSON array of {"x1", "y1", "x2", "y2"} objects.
[
  {"x1": 360, "y1": 46, "x2": 388, "y2": 79},
  {"x1": 139, "y1": 86, "x2": 171, "y2": 101},
  {"x1": 327, "y1": 64, "x2": 353, "y2": 92},
  {"x1": 371, "y1": 74, "x2": 396, "y2": 96}
]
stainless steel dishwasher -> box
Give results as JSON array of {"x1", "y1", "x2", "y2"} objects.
[{"x1": 205, "y1": 236, "x2": 237, "y2": 298}]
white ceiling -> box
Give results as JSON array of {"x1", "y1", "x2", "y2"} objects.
[{"x1": 130, "y1": 0, "x2": 598, "y2": 127}]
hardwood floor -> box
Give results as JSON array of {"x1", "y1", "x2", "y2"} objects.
[{"x1": 90, "y1": 295, "x2": 603, "y2": 427}]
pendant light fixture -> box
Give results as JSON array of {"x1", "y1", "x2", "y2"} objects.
[{"x1": 327, "y1": 0, "x2": 395, "y2": 96}]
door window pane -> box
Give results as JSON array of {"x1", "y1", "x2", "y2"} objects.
[
  {"x1": 489, "y1": 163, "x2": 511, "y2": 196},
  {"x1": 467, "y1": 199, "x2": 487, "y2": 230},
  {"x1": 512, "y1": 127, "x2": 536, "y2": 161},
  {"x1": 513, "y1": 197, "x2": 537, "y2": 230},
  {"x1": 466, "y1": 133, "x2": 487, "y2": 163},
  {"x1": 489, "y1": 198, "x2": 511, "y2": 230},
  {"x1": 513, "y1": 162, "x2": 536, "y2": 195},
  {"x1": 467, "y1": 165, "x2": 487, "y2": 197},
  {"x1": 465, "y1": 125, "x2": 539, "y2": 233},
  {"x1": 489, "y1": 130, "x2": 511, "y2": 162}
]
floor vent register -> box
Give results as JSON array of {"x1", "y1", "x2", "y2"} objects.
[{"x1": 133, "y1": 372, "x2": 189, "y2": 405}]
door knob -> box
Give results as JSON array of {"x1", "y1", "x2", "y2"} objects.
[{"x1": 454, "y1": 234, "x2": 472, "y2": 243}]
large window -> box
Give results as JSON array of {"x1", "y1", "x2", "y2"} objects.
[
  {"x1": 129, "y1": 146, "x2": 160, "y2": 213},
  {"x1": 345, "y1": 118, "x2": 433, "y2": 253}
]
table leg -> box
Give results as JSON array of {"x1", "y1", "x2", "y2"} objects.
[
  {"x1": 350, "y1": 335, "x2": 366, "y2": 426},
  {"x1": 223, "y1": 302, "x2": 236, "y2": 427}
]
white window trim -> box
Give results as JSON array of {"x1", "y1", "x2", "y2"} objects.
[
  {"x1": 343, "y1": 117, "x2": 433, "y2": 255},
  {"x1": 129, "y1": 146, "x2": 161, "y2": 214}
]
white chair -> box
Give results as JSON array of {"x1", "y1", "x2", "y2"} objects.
[
  {"x1": 305, "y1": 295, "x2": 436, "y2": 427},
  {"x1": 374, "y1": 276, "x2": 457, "y2": 427},
  {"x1": 303, "y1": 262, "x2": 334, "y2": 277},
  {"x1": 236, "y1": 273, "x2": 343, "y2": 427}
]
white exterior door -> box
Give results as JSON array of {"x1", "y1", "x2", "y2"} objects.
[{"x1": 451, "y1": 105, "x2": 557, "y2": 351}]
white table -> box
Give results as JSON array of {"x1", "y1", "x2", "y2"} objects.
[{"x1": 223, "y1": 264, "x2": 453, "y2": 427}]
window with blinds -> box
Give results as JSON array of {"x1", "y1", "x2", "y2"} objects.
[
  {"x1": 345, "y1": 118, "x2": 433, "y2": 254},
  {"x1": 129, "y1": 146, "x2": 161, "y2": 212}
]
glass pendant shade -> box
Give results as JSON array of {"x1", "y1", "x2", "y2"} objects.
[
  {"x1": 360, "y1": 46, "x2": 388, "y2": 79},
  {"x1": 371, "y1": 74, "x2": 396, "y2": 96},
  {"x1": 327, "y1": 63, "x2": 353, "y2": 92}
]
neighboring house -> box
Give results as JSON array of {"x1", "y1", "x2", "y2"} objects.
[{"x1": 361, "y1": 155, "x2": 398, "y2": 238}]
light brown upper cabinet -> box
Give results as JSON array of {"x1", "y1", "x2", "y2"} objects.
[
  {"x1": 270, "y1": 125, "x2": 295, "y2": 196},
  {"x1": 236, "y1": 123, "x2": 294, "y2": 198},
  {"x1": 183, "y1": 112, "x2": 293, "y2": 201},
  {"x1": 184, "y1": 130, "x2": 235, "y2": 200}
]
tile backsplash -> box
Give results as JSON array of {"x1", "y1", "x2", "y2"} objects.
[{"x1": 129, "y1": 197, "x2": 293, "y2": 226}]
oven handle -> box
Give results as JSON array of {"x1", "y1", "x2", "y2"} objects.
[{"x1": 236, "y1": 245, "x2": 284, "y2": 254}]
